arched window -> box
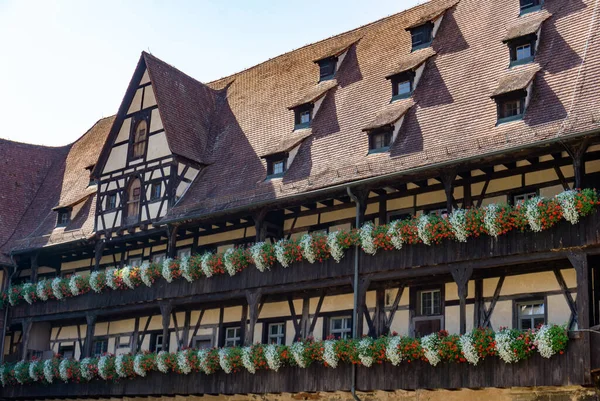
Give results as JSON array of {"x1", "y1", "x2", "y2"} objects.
[
  {"x1": 132, "y1": 120, "x2": 147, "y2": 159},
  {"x1": 125, "y1": 178, "x2": 141, "y2": 225}
]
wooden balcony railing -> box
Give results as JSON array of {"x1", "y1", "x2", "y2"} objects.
[
  {"x1": 9, "y1": 212, "x2": 600, "y2": 322},
  {"x1": 1, "y1": 335, "x2": 596, "y2": 399}
]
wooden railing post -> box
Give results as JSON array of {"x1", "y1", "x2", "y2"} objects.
[
  {"x1": 160, "y1": 302, "x2": 173, "y2": 352},
  {"x1": 83, "y1": 313, "x2": 97, "y2": 358},
  {"x1": 244, "y1": 290, "x2": 262, "y2": 345},
  {"x1": 452, "y1": 266, "x2": 473, "y2": 334}
]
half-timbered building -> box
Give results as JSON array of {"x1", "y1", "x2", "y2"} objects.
[{"x1": 1, "y1": 0, "x2": 600, "y2": 400}]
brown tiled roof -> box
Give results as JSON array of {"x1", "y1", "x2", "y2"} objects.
[
  {"x1": 503, "y1": 10, "x2": 552, "y2": 42},
  {"x1": 143, "y1": 52, "x2": 218, "y2": 166},
  {"x1": 288, "y1": 79, "x2": 338, "y2": 109},
  {"x1": 163, "y1": 0, "x2": 600, "y2": 222},
  {"x1": 386, "y1": 47, "x2": 436, "y2": 78},
  {"x1": 260, "y1": 129, "x2": 313, "y2": 158},
  {"x1": 363, "y1": 99, "x2": 415, "y2": 131},
  {"x1": 3, "y1": 117, "x2": 113, "y2": 257},
  {"x1": 312, "y1": 38, "x2": 360, "y2": 62},
  {"x1": 491, "y1": 64, "x2": 541, "y2": 97},
  {"x1": 406, "y1": 0, "x2": 460, "y2": 29}
]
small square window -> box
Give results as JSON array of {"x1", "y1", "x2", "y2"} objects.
[
  {"x1": 496, "y1": 91, "x2": 527, "y2": 123},
  {"x1": 294, "y1": 105, "x2": 313, "y2": 130},
  {"x1": 224, "y1": 327, "x2": 241, "y2": 347},
  {"x1": 300, "y1": 110, "x2": 311, "y2": 125},
  {"x1": 192, "y1": 336, "x2": 213, "y2": 349},
  {"x1": 317, "y1": 57, "x2": 337, "y2": 81},
  {"x1": 508, "y1": 35, "x2": 536, "y2": 66},
  {"x1": 152, "y1": 253, "x2": 166, "y2": 264},
  {"x1": 409, "y1": 23, "x2": 434, "y2": 51},
  {"x1": 329, "y1": 316, "x2": 352, "y2": 339},
  {"x1": 517, "y1": 300, "x2": 545, "y2": 330},
  {"x1": 128, "y1": 257, "x2": 142, "y2": 267},
  {"x1": 151, "y1": 333, "x2": 164, "y2": 352},
  {"x1": 267, "y1": 323, "x2": 285, "y2": 345},
  {"x1": 57, "y1": 210, "x2": 71, "y2": 227},
  {"x1": 150, "y1": 182, "x2": 161, "y2": 200},
  {"x1": 369, "y1": 129, "x2": 393, "y2": 152},
  {"x1": 426, "y1": 208, "x2": 448, "y2": 218},
  {"x1": 520, "y1": 0, "x2": 542, "y2": 14},
  {"x1": 513, "y1": 192, "x2": 537, "y2": 205},
  {"x1": 93, "y1": 339, "x2": 108, "y2": 357},
  {"x1": 397, "y1": 81, "x2": 412, "y2": 96},
  {"x1": 267, "y1": 156, "x2": 287, "y2": 178},
  {"x1": 389, "y1": 71, "x2": 415, "y2": 101},
  {"x1": 516, "y1": 44, "x2": 532, "y2": 60},
  {"x1": 177, "y1": 248, "x2": 191, "y2": 259},
  {"x1": 419, "y1": 289, "x2": 441, "y2": 316},
  {"x1": 107, "y1": 193, "x2": 117, "y2": 210}
]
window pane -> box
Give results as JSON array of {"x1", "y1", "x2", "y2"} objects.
[
  {"x1": 520, "y1": 318, "x2": 532, "y2": 330},
  {"x1": 300, "y1": 111, "x2": 311, "y2": 124},
  {"x1": 516, "y1": 44, "x2": 532, "y2": 60},
  {"x1": 273, "y1": 161, "x2": 284, "y2": 175},
  {"x1": 397, "y1": 81, "x2": 411, "y2": 95},
  {"x1": 503, "y1": 100, "x2": 521, "y2": 117}
]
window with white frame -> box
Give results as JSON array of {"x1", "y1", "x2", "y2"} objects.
[
  {"x1": 329, "y1": 316, "x2": 352, "y2": 339},
  {"x1": 128, "y1": 256, "x2": 142, "y2": 267},
  {"x1": 419, "y1": 289, "x2": 441, "y2": 316},
  {"x1": 514, "y1": 192, "x2": 537, "y2": 205},
  {"x1": 267, "y1": 323, "x2": 285, "y2": 345},
  {"x1": 224, "y1": 327, "x2": 241, "y2": 347},
  {"x1": 177, "y1": 248, "x2": 191, "y2": 259},
  {"x1": 152, "y1": 253, "x2": 166, "y2": 264},
  {"x1": 517, "y1": 301, "x2": 545, "y2": 330}
]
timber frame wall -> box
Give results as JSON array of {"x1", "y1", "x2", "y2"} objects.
[{"x1": 3, "y1": 135, "x2": 600, "y2": 397}]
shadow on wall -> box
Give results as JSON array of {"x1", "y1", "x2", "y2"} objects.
[
  {"x1": 434, "y1": 6, "x2": 469, "y2": 56},
  {"x1": 540, "y1": 19, "x2": 583, "y2": 75},
  {"x1": 337, "y1": 44, "x2": 363, "y2": 88}
]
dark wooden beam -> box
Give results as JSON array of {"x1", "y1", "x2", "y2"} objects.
[
  {"x1": 244, "y1": 290, "x2": 262, "y2": 346},
  {"x1": 451, "y1": 266, "x2": 473, "y2": 334},
  {"x1": 159, "y1": 302, "x2": 172, "y2": 352},
  {"x1": 19, "y1": 319, "x2": 32, "y2": 360},
  {"x1": 567, "y1": 251, "x2": 592, "y2": 383},
  {"x1": 82, "y1": 313, "x2": 97, "y2": 358},
  {"x1": 93, "y1": 240, "x2": 105, "y2": 271},
  {"x1": 440, "y1": 170, "x2": 457, "y2": 212}
]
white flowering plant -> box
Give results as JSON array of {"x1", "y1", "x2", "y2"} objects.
[
  {"x1": 249, "y1": 242, "x2": 275, "y2": 272},
  {"x1": 89, "y1": 271, "x2": 106, "y2": 293}
]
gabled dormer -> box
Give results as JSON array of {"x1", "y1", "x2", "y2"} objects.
[
  {"x1": 363, "y1": 99, "x2": 414, "y2": 154},
  {"x1": 503, "y1": 11, "x2": 550, "y2": 68},
  {"x1": 92, "y1": 52, "x2": 210, "y2": 233},
  {"x1": 288, "y1": 79, "x2": 337, "y2": 131},
  {"x1": 405, "y1": 0, "x2": 457, "y2": 52},
  {"x1": 312, "y1": 39, "x2": 358, "y2": 82},
  {"x1": 491, "y1": 64, "x2": 541, "y2": 125},
  {"x1": 386, "y1": 48, "x2": 436, "y2": 102}
]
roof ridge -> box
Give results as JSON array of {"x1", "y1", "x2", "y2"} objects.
[
  {"x1": 142, "y1": 51, "x2": 209, "y2": 89},
  {"x1": 205, "y1": 0, "x2": 439, "y2": 85}
]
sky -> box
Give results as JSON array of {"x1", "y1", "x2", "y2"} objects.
[{"x1": 0, "y1": 0, "x2": 425, "y2": 146}]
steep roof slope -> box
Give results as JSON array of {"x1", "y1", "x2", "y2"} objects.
[
  {"x1": 4, "y1": 117, "x2": 114, "y2": 256},
  {"x1": 163, "y1": 0, "x2": 600, "y2": 221}
]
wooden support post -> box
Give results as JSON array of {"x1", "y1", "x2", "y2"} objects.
[
  {"x1": 253, "y1": 209, "x2": 268, "y2": 242},
  {"x1": 378, "y1": 197, "x2": 387, "y2": 225},
  {"x1": 564, "y1": 139, "x2": 589, "y2": 189},
  {"x1": 474, "y1": 279, "x2": 483, "y2": 328},
  {"x1": 244, "y1": 290, "x2": 262, "y2": 345},
  {"x1": 166, "y1": 225, "x2": 179, "y2": 258},
  {"x1": 355, "y1": 277, "x2": 371, "y2": 338},
  {"x1": 441, "y1": 170, "x2": 457, "y2": 212},
  {"x1": 160, "y1": 302, "x2": 173, "y2": 352},
  {"x1": 131, "y1": 317, "x2": 140, "y2": 352},
  {"x1": 463, "y1": 172, "x2": 472, "y2": 208},
  {"x1": 374, "y1": 288, "x2": 386, "y2": 336},
  {"x1": 240, "y1": 304, "x2": 248, "y2": 345},
  {"x1": 93, "y1": 240, "x2": 105, "y2": 271},
  {"x1": 567, "y1": 251, "x2": 592, "y2": 383},
  {"x1": 181, "y1": 310, "x2": 191, "y2": 349},
  {"x1": 20, "y1": 319, "x2": 32, "y2": 360},
  {"x1": 30, "y1": 253, "x2": 39, "y2": 283},
  {"x1": 83, "y1": 313, "x2": 97, "y2": 358},
  {"x1": 452, "y1": 266, "x2": 473, "y2": 334},
  {"x1": 384, "y1": 285, "x2": 404, "y2": 335},
  {"x1": 300, "y1": 297, "x2": 310, "y2": 339}
]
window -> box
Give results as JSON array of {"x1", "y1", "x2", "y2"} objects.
[
  {"x1": 496, "y1": 91, "x2": 527, "y2": 124},
  {"x1": 106, "y1": 193, "x2": 117, "y2": 210},
  {"x1": 132, "y1": 120, "x2": 147, "y2": 159},
  {"x1": 513, "y1": 192, "x2": 537, "y2": 205},
  {"x1": 294, "y1": 104, "x2": 313, "y2": 130},
  {"x1": 520, "y1": 0, "x2": 542, "y2": 14},
  {"x1": 388, "y1": 211, "x2": 412, "y2": 223},
  {"x1": 419, "y1": 289, "x2": 441, "y2": 316},
  {"x1": 152, "y1": 253, "x2": 166, "y2": 264},
  {"x1": 224, "y1": 327, "x2": 241, "y2": 347},
  {"x1": 124, "y1": 178, "x2": 141, "y2": 225},
  {"x1": 56, "y1": 210, "x2": 71, "y2": 227},
  {"x1": 150, "y1": 182, "x2": 161, "y2": 201},
  {"x1": 508, "y1": 35, "x2": 536, "y2": 67},
  {"x1": 192, "y1": 336, "x2": 213, "y2": 349},
  {"x1": 150, "y1": 333, "x2": 164, "y2": 352},
  {"x1": 177, "y1": 248, "x2": 191, "y2": 259},
  {"x1": 58, "y1": 345, "x2": 75, "y2": 359},
  {"x1": 267, "y1": 323, "x2": 286, "y2": 345},
  {"x1": 390, "y1": 71, "x2": 415, "y2": 101},
  {"x1": 517, "y1": 301, "x2": 545, "y2": 330},
  {"x1": 329, "y1": 316, "x2": 352, "y2": 339},
  {"x1": 368, "y1": 129, "x2": 393, "y2": 153},
  {"x1": 93, "y1": 339, "x2": 108, "y2": 357},
  {"x1": 317, "y1": 56, "x2": 337, "y2": 81},
  {"x1": 426, "y1": 208, "x2": 448, "y2": 218},
  {"x1": 266, "y1": 156, "x2": 287, "y2": 178},
  {"x1": 409, "y1": 22, "x2": 433, "y2": 51},
  {"x1": 128, "y1": 256, "x2": 142, "y2": 267}
]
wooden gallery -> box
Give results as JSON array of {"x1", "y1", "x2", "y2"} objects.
[{"x1": 1, "y1": 0, "x2": 600, "y2": 400}]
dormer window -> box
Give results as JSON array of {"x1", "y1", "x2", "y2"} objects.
[
  {"x1": 409, "y1": 22, "x2": 433, "y2": 51},
  {"x1": 368, "y1": 127, "x2": 393, "y2": 153},
  {"x1": 266, "y1": 154, "x2": 287, "y2": 179},
  {"x1": 294, "y1": 104, "x2": 313, "y2": 130},
  {"x1": 508, "y1": 34, "x2": 536, "y2": 67},
  {"x1": 317, "y1": 57, "x2": 337, "y2": 81},
  {"x1": 495, "y1": 90, "x2": 526, "y2": 124},
  {"x1": 390, "y1": 71, "x2": 415, "y2": 101},
  {"x1": 520, "y1": 0, "x2": 542, "y2": 15},
  {"x1": 56, "y1": 209, "x2": 71, "y2": 227}
]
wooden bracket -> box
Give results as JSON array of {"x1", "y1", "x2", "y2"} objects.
[
  {"x1": 440, "y1": 169, "x2": 457, "y2": 212},
  {"x1": 93, "y1": 240, "x2": 106, "y2": 271},
  {"x1": 244, "y1": 290, "x2": 263, "y2": 345},
  {"x1": 451, "y1": 266, "x2": 473, "y2": 334}
]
